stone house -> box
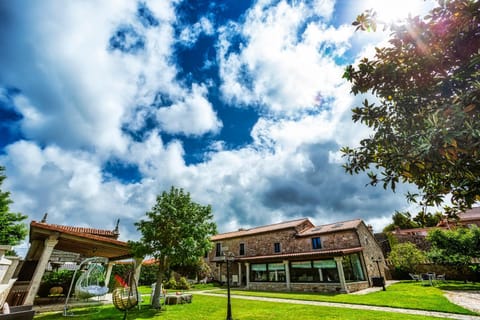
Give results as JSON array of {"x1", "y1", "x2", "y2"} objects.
[{"x1": 206, "y1": 218, "x2": 386, "y2": 293}]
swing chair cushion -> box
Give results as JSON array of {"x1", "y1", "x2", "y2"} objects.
[
  {"x1": 76, "y1": 285, "x2": 108, "y2": 299},
  {"x1": 74, "y1": 261, "x2": 108, "y2": 299}
]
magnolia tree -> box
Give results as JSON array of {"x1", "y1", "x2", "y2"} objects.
[
  {"x1": 342, "y1": 0, "x2": 480, "y2": 214},
  {"x1": 129, "y1": 187, "x2": 217, "y2": 309}
]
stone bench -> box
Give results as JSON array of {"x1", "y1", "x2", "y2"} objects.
[{"x1": 165, "y1": 294, "x2": 192, "y2": 305}]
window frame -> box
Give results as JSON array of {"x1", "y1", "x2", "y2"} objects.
[
  {"x1": 274, "y1": 242, "x2": 281, "y2": 253},
  {"x1": 239, "y1": 243, "x2": 245, "y2": 256},
  {"x1": 311, "y1": 237, "x2": 322, "y2": 249}
]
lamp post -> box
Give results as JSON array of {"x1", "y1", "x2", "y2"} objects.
[
  {"x1": 223, "y1": 251, "x2": 235, "y2": 320},
  {"x1": 371, "y1": 257, "x2": 385, "y2": 291}
]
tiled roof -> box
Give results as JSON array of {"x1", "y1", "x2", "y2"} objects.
[
  {"x1": 211, "y1": 218, "x2": 313, "y2": 240},
  {"x1": 460, "y1": 207, "x2": 480, "y2": 221},
  {"x1": 235, "y1": 247, "x2": 363, "y2": 261},
  {"x1": 41, "y1": 223, "x2": 118, "y2": 238},
  {"x1": 390, "y1": 227, "x2": 435, "y2": 235},
  {"x1": 297, "y1": 219, "x2": 362, "y2": 237},
  {"x1": 30, "y1": 221, "x2": 127, "y2": 247}
]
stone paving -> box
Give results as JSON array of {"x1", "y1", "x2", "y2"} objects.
[{"x1": 444, "y1": 290, "x2": 480, "y2": 314}]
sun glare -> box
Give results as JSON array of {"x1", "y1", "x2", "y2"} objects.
[{"x1": 361, "y1": 0, "x2": 434, "y2": 23}]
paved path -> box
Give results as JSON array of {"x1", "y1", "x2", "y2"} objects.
[{"x1": 193, "y1": 290, "x2": 480, "y2": 320}]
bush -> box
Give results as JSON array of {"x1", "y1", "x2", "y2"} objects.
[
  {"x1": 164, "y1": 275, "x2": 177, "y2": 289},
  {"x1": 388, "y1": 242, "x2": 425, "y2": 273},
  {"x1": 177, "y1": 277, "x2": 190, "y2": 290},
  {"x1": 38, "y1": 270, "x2": 78, "y2": 297},
  {"x1": 139, "y1": 264, "x2": 157, "y2": 285}
]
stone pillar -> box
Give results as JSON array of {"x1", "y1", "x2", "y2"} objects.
[
  {"x1": 104, "y1": 261, "x2": 115, "y2": 287},
  {"x1": 283, "y1": 260, "x2": 290, "y2": 290},
  {"x1": 334, "y1": 256, "x2": 348, "y2": 293},
  {"x1": 134, "y1": 257, "x2": 143, "y2": 286},
  {"x1": 238, "y1": 263, "x2": 242, "y2": 287},
  {"x1": 245, "y1": 262, "x2": 250, "y2": 289},
  {"x1": 2, "y1": 256, "x2": 20, "y2": 285},
  {"x1": 24, "y1": 235, "x2": 59, "y2": 305}
]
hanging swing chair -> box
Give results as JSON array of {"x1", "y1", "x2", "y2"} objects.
[
  {"x1": 63, "y1": 257, "x2": 109, "y2": 317},
  {"x1": 75, "y1": 261, "x2": 109, "y2": 299},
  {"x1": 112, "y1": 265, "x2": 139, "y2": 320}
]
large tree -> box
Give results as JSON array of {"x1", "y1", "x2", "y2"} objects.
[
  {"x1": 342, "y1": 0, "x2": 480, "y2": 213},
  {"x1": 0, "y1": 166, "x2": 28, "y2": 250},
  {"x1": 383, "y1": 210, "x2": 443, "y2": 232},
  {"x1": 129, "y1": 186, "x2": 217, "y2": 309}
]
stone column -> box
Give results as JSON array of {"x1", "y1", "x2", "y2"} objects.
[
  {"x1": 283, "y1": 260, "x2": 290, "y2": 290},
  {"x1": 334, "y1": 256, "x2": 348, "y2": 293},
  {"x1": 2, "y1": 256, "x2": 20, "y2": 285},
  {"x1": 245, "y1": 262, "x2": 250, "y2": 289},
  {"x1": 104, "y1": 261, "x2": 115, "y2": 287},
  {"x1": 24, "y1": 235, "x2": 59, "y2": 305},
  {"x1": 134, "y1": 257, "x2": 143, "y2": 286},
  {"x1": 238, "y1": 263, "x2": 242, "y2": 286}
]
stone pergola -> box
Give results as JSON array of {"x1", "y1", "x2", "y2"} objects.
[{"x1": 8, "y1": 219, "x2": 141, "y2": 306}]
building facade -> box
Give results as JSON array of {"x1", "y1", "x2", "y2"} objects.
[{"x1": 206, "y1": 218, "x2": 386, "y2": 293}]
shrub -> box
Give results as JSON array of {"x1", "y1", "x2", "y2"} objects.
[
  {"x1": 388, "y1": 242, "x2": 425, "y2": 273},
  {"x1": 164, "y1": 275, "x2": 177, "y2": 289},
  {"x1": 177, "y1": 277, "x2": 190, "y2": 290}
]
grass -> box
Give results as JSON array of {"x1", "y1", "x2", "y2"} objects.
[
  {"x1": 34, "y1": 295, "x2": 448, "y2": 320},
  {"x1": 209, "y1": 281, "x2": 478, "y2": 315},
  {"x1": 33, "y1": 281, "x2": 479, "y2": 319},
  {"x1": 436, "y1": 281, "x2": 480, "y2": 291}
]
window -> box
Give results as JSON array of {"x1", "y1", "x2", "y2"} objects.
[
  {"x1": 290, "y1": 260, "x2": 339, "y2": 283},
  {"x1": 250, "y1": 263, "x2": 286, "y2": 282},
  {"x1": 313, "y1": 259, "x2": 338, "y2": 282},
  {"x1": 290, "y1": 261, "x2": 316, "y2": 282},
  {"x1": 311, "y1": 237, "x2": 322, "y2": 249},
  {"x1": 251, "y1": 264, "x2": 268, "y2": 281},
  {"x1": 342, "y1": 253, "x2": 365, "y2": 282},
  {"x1": 267, "y1": 263, "x2": 286, "y2": 282},
  {"x1": 239, "y1": 243, "x2": 245, "y2": 256},
  {"x1": 215, "y1": 243, "x2": 222, "y2": 257},
  {"x1": 274, "y1": 242, "x2": 281, "y2": 253}
]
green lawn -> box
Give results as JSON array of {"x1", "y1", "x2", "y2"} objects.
[
  {"x1": 34, "y1": 295, "x2": 448, "y2": 320},
  {"x1": 206, "y1": 281, "x2": 478, "y2": 315},
  {"x1": 33, "y1": 281, "x2": 479, "y2": 319}
]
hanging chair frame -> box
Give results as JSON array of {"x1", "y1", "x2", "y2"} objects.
[
  {"x1": 63, "y1": 256, "x2": 108, "y2": 317},
  {"x1": 111, "y1": 261, "x2": 140, "y2": 320}
]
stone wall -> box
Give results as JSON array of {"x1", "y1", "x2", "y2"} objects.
[
  {"x1": 208, "y1": 228, "x2": 363, "y2": 262},
  {"x1": 247, "y1": 281, "x2": 369, "y2": 293},
  {"x1": 356, "y1": 223, "x2": 387, "y2": 281}
]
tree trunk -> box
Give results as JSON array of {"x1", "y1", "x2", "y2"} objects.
[{"x1": 152, "y1": 263, "x2": 165, "y2": 309}]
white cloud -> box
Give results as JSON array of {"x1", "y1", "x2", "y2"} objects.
[
  {"x1": 218, "y1": 0, "x2": 355, "y2": 115},
  {"x1": 156, "y1": 84, "x2": 222, "y2": 136},
  {"x1": 179, "y1": 17, "x2": 215, "y2": 46},
  {"x1": 0, "y1": 0, "x2": 420, "y2": 245}
]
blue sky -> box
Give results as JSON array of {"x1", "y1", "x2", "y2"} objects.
[{"x1": 0, "y1": 0, "x2": 437, "y2": 253}]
